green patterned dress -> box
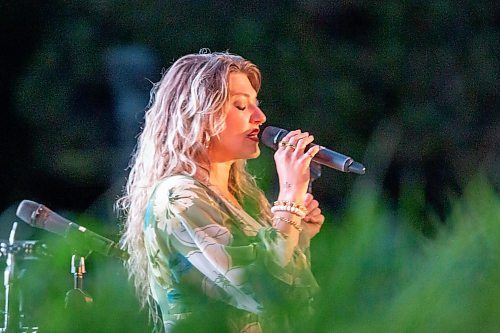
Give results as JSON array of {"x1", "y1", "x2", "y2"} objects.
[{"x1": 144, "y1": 175, "x2": 319, "y2": 332}]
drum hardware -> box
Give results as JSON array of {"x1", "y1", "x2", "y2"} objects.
[
  {"x1": 0, "y1": 222, "x2": 96, "y2": 332},
  {"x1": 0, "y1": 222, "x2": 42, "y2": 333}
]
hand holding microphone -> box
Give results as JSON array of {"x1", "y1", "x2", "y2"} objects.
[
  {"x1": 261, "y1": 126, "x2": 366, "y2": 175},
  {"x1": 269, "y1": 129, "x2": 326, "y2": 242},
  {"x1": 272, "y1": 129, "x2": 321, "y2": 203}
]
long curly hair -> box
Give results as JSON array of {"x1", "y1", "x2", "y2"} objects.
[{"x1": 116, "y1": 50, "x2": 272, "y2": 320}]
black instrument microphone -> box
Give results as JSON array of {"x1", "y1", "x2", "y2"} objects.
[
  {"x1": 261, "y1": 126, "x2": 366, "y2": 175},
  {"x1": 16, "y1": 200, "x2": 129, "y2": 261}
]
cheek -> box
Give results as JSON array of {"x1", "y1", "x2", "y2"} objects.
[
  {"x1": 217, "y1": 128, "x2": 239, "y2": 142},
  {"x1": 224, "y1": 109, "x2": 247, "y2": 128}
]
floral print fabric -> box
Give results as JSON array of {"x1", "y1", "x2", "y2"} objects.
[{"x1": 144, "y1": 175, "x2": 318, "y2": 332}]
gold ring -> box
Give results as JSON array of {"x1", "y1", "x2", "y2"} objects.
[
  {"x1": 286, "y1": 143, "x2": 297, "y2": 150},
  {"x1": 280, "y1": 140, "x2": 289, "y2": 148}
]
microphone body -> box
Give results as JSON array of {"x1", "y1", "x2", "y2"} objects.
[
  {"x1": 16, "y1": 200, "x2": 129, "y2": 261},
  {"x1": 261, "y1": 126, "x2": 366, "y2": 175}
]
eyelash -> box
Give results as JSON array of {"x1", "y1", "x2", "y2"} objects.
[{"x1": 235, "y1": 100, "x2": 260, "y2": 111}]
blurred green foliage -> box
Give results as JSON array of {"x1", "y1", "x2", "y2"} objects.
[
  {"x1": 306, "y1": 175, "x2": 500, "y2": 332},
  {"x1": 1, "y1": 176, "x2": 496, "y2": 332}
]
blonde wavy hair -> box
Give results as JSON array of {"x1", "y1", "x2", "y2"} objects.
[{"x1": 116, "y1": 50, "x2": 272, "y2": 316}]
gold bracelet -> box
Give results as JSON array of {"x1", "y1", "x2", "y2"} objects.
[
  {"x1": 273, "y1": 200, "x2": 307, "y2": 210},
  {"x1": 272, "y1": 216, "x2": 303, "y2": 232}
]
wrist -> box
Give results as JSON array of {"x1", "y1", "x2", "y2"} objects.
[
  {"x1": 272, "y1": 211, "x2": 303, "y2": 233},
  {"x1": 277, "y1": 191, "x2": 307, "y2": 205},
  {"x1": 272, "y1": 200, "x2": 307, "y2": 219},
  {"x1": 278, "y1": 181, "x2": 307, "y2": 204},
  {"x1": 299, "y1": 231, "x2": 311, "y2": 249}
]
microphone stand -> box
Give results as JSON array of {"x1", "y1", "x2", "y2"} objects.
[
  {"x1": 64, "y1": 252, "x2": 93, "y2": 333},
  {"x1": 65, "y1": 252, "x2": 93, "y2": 310},
  {"x1": 2, "y1": 223, "x2": 21, "y2": 333},
  {"x1": 308, "y1": 161, "x2": 322, "y2": 193},
  {"x1": 1, "y1": 223, "x2": 49, "y2": 333}
]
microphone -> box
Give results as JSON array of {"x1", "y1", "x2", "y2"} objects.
[
  {"x1": 261, "y1": 126, "x2": 366, "y2": 175},
  {"x1": 16, "y1": 200, "x2": 129, "y2": 261}
]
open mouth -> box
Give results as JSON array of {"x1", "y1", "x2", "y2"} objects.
[{"x1": 246, "y1": 129, "x2": 260, "y2": 142}]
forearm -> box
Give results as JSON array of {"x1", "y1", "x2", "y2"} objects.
[{"x1": 270, "y1": 189, "x2": 307, "y2": 265}]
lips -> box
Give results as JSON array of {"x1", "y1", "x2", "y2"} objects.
[{"x1": 246, "y1": 128, "x2": 260, "y2": 142}]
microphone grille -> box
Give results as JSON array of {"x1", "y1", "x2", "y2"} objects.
[
  {"x1": 16, "y1": 200, "x2": 42, "y2": 226},
  {"x1": 261, "y1": 126, "x2": 289, "y2": 150}
]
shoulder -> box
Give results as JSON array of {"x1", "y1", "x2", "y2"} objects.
[
  {"x1": 153, "y1": 175, "x2": 208, "y2": 201},
  {"x1": 151, "y1": 175, "x2": 214, "y2": 216},
  {"x1": 154, "y1": 174, "x2": 201, "y2": 193}
]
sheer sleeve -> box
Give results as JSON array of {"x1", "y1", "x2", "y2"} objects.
[{"x1": 144, "y1": 175, "x2": 318, "y2": 314}]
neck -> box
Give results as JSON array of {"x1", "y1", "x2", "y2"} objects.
[{"x1": 208, "y1": 161, "x2": 233, "y2": 194}]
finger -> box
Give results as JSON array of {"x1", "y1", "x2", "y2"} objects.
[
  {"x1": 297, "y1": 135, "x2": 314, "y2": 148},
  {"x1": 297, "y1": 135, "x2": 314, "y2": 153},
  {"x1": 301, "y1": 144, "x2": 321, "y2": 163},
  {"x1": 305, "y1": 144, "x2": 321, "y2": 157},
  {"x1": 307, "y1": 214, "x2": 325, "y2": 225},
  {"x1": 303, "y1": 193, "x2": 314, "y2": 206},
  {"x1": 279, "y1": 130, "x2": 302, "y2": 151},
  {"x1": 288, "y1": 132, "x2": 309, "y2": 145},
  {"x1": 286, "y1": 132, "x2": 309, "y2": 151},
  {"x1": 306, "y1": 199, "x2": 319, "y2": 212},
  {"x1": 306, "y1": 207, "x2": 321, "y2": 218},
  {"x1": 280, "y1": 129, "x2": 301, "y2": 145},
  {"x1": 303, "y1": 205, "x2": 320, "y2": 222}
]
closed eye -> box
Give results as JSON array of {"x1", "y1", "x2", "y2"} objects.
[{"x1": 235, "y1": 105, "x2": 246, "y2": 111}]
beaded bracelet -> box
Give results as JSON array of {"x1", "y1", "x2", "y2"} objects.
[
  {"x1": 272, "y1": 216, "x2": 303, "y2": 232},
  {"x1": 273, "y1": 200, "x2": 307, "y2": 213},
  {"x1": 271, "y1": 205, "x2": 307, "y2": 218}
]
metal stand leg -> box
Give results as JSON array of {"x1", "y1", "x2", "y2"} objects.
[
  {"x1": 63, "y1": 254, "x2": 93, "y2": 333},
  {"x1": 2, "y1": 223, "x2": 21, "y2": 333},
  {"x1": 65, "y1": 255, "x2": 93, "y2": 309}
]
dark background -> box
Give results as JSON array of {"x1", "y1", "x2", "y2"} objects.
[{"x1": 0, "y1": 1, "x2": 498, "y2": 332}]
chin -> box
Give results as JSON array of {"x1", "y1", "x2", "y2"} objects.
[
  {"x1": 246, "y1": 147, "x2": 261, "y2": 159},
  {"x1": 248, "y1": 151, "x2": 261, "y2": 159}
]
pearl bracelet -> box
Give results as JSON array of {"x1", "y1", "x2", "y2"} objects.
[
  {"x1": 272, "y1": 216, "x2": 303, "y2": 232},
  {"x1": 271, "y1": 205, "x2": 307, "y2": 218}
]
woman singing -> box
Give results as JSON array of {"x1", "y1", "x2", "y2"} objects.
[{"x1": 118, "y1": 50, "x2": 325, "y2": 333}]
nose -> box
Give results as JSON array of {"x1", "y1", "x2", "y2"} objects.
[{"x1": 251, "y1": 106, "x2": 266, "y2": 125}]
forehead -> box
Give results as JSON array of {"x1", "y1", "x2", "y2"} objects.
[{"x1": 228, "y1": 72, "x2": 257, "y2": 98}]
